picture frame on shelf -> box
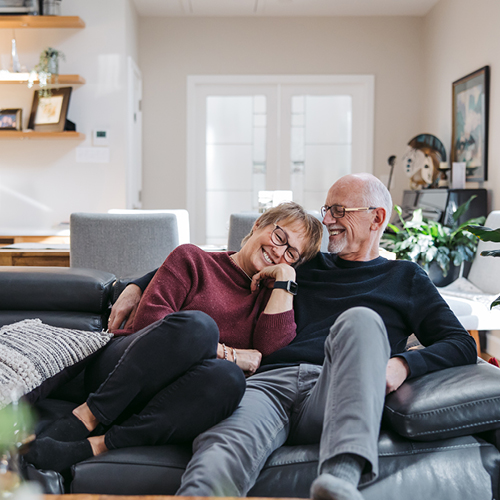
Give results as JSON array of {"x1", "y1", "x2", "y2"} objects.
[
  {"x1": 28, "y1": 87, "x2": 72, "y2": 132},
  {"x1": 451, "y1": 66, "x2": 490, "y2": 182},
  {"x1": 0, "y1": 108, "x2": 22, "y2": 130}
]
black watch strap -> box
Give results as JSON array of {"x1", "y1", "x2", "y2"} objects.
[{"x1": 273, "y1": 280, "x2": 298, "y2": 295}]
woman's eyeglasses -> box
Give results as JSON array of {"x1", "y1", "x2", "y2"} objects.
[{"x1": 271, "y1": 224, "x2": 301, "y2": 264}]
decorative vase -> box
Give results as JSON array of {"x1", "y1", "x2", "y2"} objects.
[{"x1": 47, "y1": 54, "x2": 58, "y2": 75}]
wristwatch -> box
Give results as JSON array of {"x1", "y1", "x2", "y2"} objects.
[{"x1": 273, "y1": 280, "x2": 298, "y2": 295}]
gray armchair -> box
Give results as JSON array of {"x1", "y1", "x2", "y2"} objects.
[{"x1": 70, "y1": 212, "x2": 179, "y2": 278}]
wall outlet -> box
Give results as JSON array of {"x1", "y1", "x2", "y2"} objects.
[{"x1": 76, "y1": 147, "x2": 110, "y2": 163}]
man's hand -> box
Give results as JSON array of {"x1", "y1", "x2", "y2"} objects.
[
  {"x1": 385, "y1": 357, "x2": 410, "y2": 395},
  {"x1": 108, "y1": 284, "x2": 143, "y2": 332},
  {"x1": 235, "y1": 348, "x2": 262, "y2": 377}
]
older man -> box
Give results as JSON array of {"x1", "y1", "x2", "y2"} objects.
[{"x1": 111, "y1": 173, "x2": 477, "y2": 500}]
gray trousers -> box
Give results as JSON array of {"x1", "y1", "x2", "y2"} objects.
[{"x1": 177, "y1": 307, "x2": 390, "y2": 496}]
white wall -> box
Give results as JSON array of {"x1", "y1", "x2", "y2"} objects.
[
  {"x1": 138, "y1": 16, "x2": 425, "y2": 212},
  {"x1": 0, "y1": 0, "x2": 139, "y2": 230},
  {"x1": 423, "y1": 0, "x2": 500, "y2": 209}
]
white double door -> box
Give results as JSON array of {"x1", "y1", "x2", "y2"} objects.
[{"x1": 187, "y1": 75, "x2": 374, "y2": 245}]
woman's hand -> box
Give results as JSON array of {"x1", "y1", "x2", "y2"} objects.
[
  {"x1": 250, "y1": 263, "x2": 296, "y2": 292},
  {"x1": 217, "y1": 344, "x2": 262, "y2": 377},
  {"x1": 108, "y1": 284, "x2": 143, "y2": 331}
]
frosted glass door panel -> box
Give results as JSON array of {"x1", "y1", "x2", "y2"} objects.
[
  {"x1": 206, "y1": 145, "x2": 253, "y2": 190},
  {"x1": 305, "y1": 96, "x2": 352, "y2": 145},
  {"x1": 290, "y1": 94, "x2": 352, "y2": 211},
  {"x1": 304, "y1": 145, "x2": 351, "y2": 191},
  {"x1": 303, "y1": 191, "x2": 333, "y2": 212},
  {"x1": 206, "y1": 191, "x2": 253, "y2": 246},
  {"x1": 206, "y1": 95, "x2": 267, "y2": 245},
  {"x1": 206, "y1": 96, "x2": 253, "y2": 144}
]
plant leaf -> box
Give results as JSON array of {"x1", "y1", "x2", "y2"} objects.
[
  {"x1": 452, "y1": 195, "x2": 477, "y2": 223},
  {"x1": 465, "y1": 225, "x2": 500, "y2": 242},
  {"x1": 481, "y1": 250, "x2": 500, "y2": 257},
  {"x1": 491, "y1": 296, "x2": 500, "y2": 309}
]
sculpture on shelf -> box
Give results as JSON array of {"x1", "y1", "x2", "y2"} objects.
[
  {"x1": 392, "y1": 134, "x2": 448, "y2": 190},
  {"x1": 28, "y1": 47, "x2": 65, "y2": 97}
]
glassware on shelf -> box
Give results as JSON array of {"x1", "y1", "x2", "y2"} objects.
[
  {"x1": 43, "y1": 0, "x2": 61, "y2": 16},
  {"x1": 10, "y1": 34, "x2": 20, "y2": 73},
  {"x1": 0, "y1": 389, "x2": 35, "y2": 498}
]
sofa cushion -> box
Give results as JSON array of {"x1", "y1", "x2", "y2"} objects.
[
  {"x1": 69, "y1": 431, "x2": 500, "y2": 500},
  {"x1": 0, "y1": 319, "x2": 112, "y2": 408},
  {"x1": 384, "y1": 360, "x2": 500, "y2": 440}
]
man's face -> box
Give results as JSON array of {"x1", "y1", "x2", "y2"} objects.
[{"x1": 322, "y1": 177, "x2": 375, "y2": 259}]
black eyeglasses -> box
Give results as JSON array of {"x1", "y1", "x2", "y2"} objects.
[
  {"x1": 271, "y1": 224, "x2": 301, "y2": 264},
  {"x1": 320, "y1": 205, "x2": 377, "y2": 219}
]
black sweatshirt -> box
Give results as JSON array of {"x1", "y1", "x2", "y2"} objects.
[{"x1": 259, "y1": 253, "x2": 477, "y2": 378}]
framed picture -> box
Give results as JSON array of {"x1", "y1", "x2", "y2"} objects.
[
  {"x1": 0, "y1": 108, "x2": 22, "y2": 130},
  {"x1": 451, "y1": 66, "x2": 490, "y2": 182},
  {"x1": 28, "y1": 87, "x2": 72, "y2": 132}
]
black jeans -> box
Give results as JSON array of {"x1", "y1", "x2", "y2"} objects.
[{"x1": 83, "y1": 310, "x2": 246, "y2": 450}]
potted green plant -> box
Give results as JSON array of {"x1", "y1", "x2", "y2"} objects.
[
  {"x1": 463, "y1": 224, "x2": 500, "y2": 308},
  {"x1": 381, "y1": 196, "x2": 485, "y2": 286},
  {"x1": 28, "y1": 47, "x2": 65, "y2": 97}
]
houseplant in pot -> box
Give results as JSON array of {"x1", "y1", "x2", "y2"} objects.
[
  {"x1": 28, "y1": 47, "x2": 65, "y2": 97},
  {"x1": 381, "y1": 197, "x2": 485, "y2": 286}
]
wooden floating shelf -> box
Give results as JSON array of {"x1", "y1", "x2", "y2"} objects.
[
  {"x1": 0, "y1": 131, "x2": 85, "y2": 140},
  {"x1": 0, "y1": 15, "x2": 85, "y2": 29},
  {"x1": 0, "y1": 74, "x2": 85, "y2": 85}
]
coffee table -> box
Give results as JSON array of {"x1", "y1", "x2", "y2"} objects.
[{"x1": 44, "y1": 496, "x2": 301, "y2": 500}]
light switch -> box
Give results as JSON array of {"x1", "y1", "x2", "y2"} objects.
[{"x1": 92, "y1": 129, "x2": 110, "y2": 146}]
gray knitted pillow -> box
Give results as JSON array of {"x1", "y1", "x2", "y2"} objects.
[{"x1": 0, "y1": 319, "x2": 113, "y2": 408}]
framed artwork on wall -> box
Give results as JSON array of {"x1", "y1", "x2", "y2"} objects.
[
  {"x1": 28, "y1": 87, "x2": 72, "y2": 132},
  {"x1": 0, "y1": 108, "x2": 22, "y2": 130},
  {"x1": 451, "y1": 66, "x2": 490, "y2": 182}
]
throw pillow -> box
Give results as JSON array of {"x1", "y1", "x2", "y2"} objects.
[{"x1": 0, "y1": 319, "x2": 113, "y2": 409}]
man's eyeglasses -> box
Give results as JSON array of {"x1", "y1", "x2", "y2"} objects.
[
  {"x1": 271, "y1": 224, "x2": 301, "y2": 264},
  {"x1": 320, "y1": 205, "x2": 377, "y2": 219}
]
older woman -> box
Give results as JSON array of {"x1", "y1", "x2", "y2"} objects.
[{"x1": 26, "y1": 202, "x2": 323, "y2": 472}]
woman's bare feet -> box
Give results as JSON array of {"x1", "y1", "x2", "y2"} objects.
[
  {"x1": 88, "y1": 435, "x2": 108, "y2": 456},
  {"x1": 73, "y1": 403, "x2": 99, "y2": 432}
]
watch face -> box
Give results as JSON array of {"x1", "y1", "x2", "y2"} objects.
[{"x1": 289, "y1": 281, "x2": 298, "y2": 294}]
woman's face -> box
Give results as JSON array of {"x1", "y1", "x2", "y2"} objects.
[{"x1": 238, "y1": 219, "x2": 307, "y2": 276}]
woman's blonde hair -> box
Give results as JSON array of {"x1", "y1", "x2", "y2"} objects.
[{"x1": 240, "y1": 202, "x2": 323, "y2": 265}]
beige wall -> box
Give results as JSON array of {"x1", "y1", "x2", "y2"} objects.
[
  {"x1": 0, "y1": 0, "x2": 138, "y2": 230},
  {"x1": 423, "y1": 0, "x2": 500, "y2": 209},
  {"x1": 138, "y1": 16, "x2": 425, "y2": 211}
]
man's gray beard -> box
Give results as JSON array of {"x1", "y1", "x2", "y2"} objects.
[{"x1": 328, "y1": 235, "x2": 347, "y2": 254}]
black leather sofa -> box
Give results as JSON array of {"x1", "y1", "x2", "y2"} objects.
[{"x1": 2, "y1": 265, "x2": 500, "y2": 499}]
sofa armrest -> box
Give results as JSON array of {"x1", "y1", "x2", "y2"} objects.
[
  {"x1": 0, "y1": 266, "x2": 116, "y2": 331},
  {"x1": 384, "y1": 360, "x2": 500, "y2": 441},
  {"x1": 0, "y1": 266, "x2": 116, "y2": 313}
]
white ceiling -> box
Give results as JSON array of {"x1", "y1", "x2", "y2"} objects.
[{"x1": 132, "y1": 0, "x2": 441, "y2": 17}]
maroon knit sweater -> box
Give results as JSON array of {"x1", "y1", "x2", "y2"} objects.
[{"x1": 123, "y1": 244, "x2": 296, "y2": 357}]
